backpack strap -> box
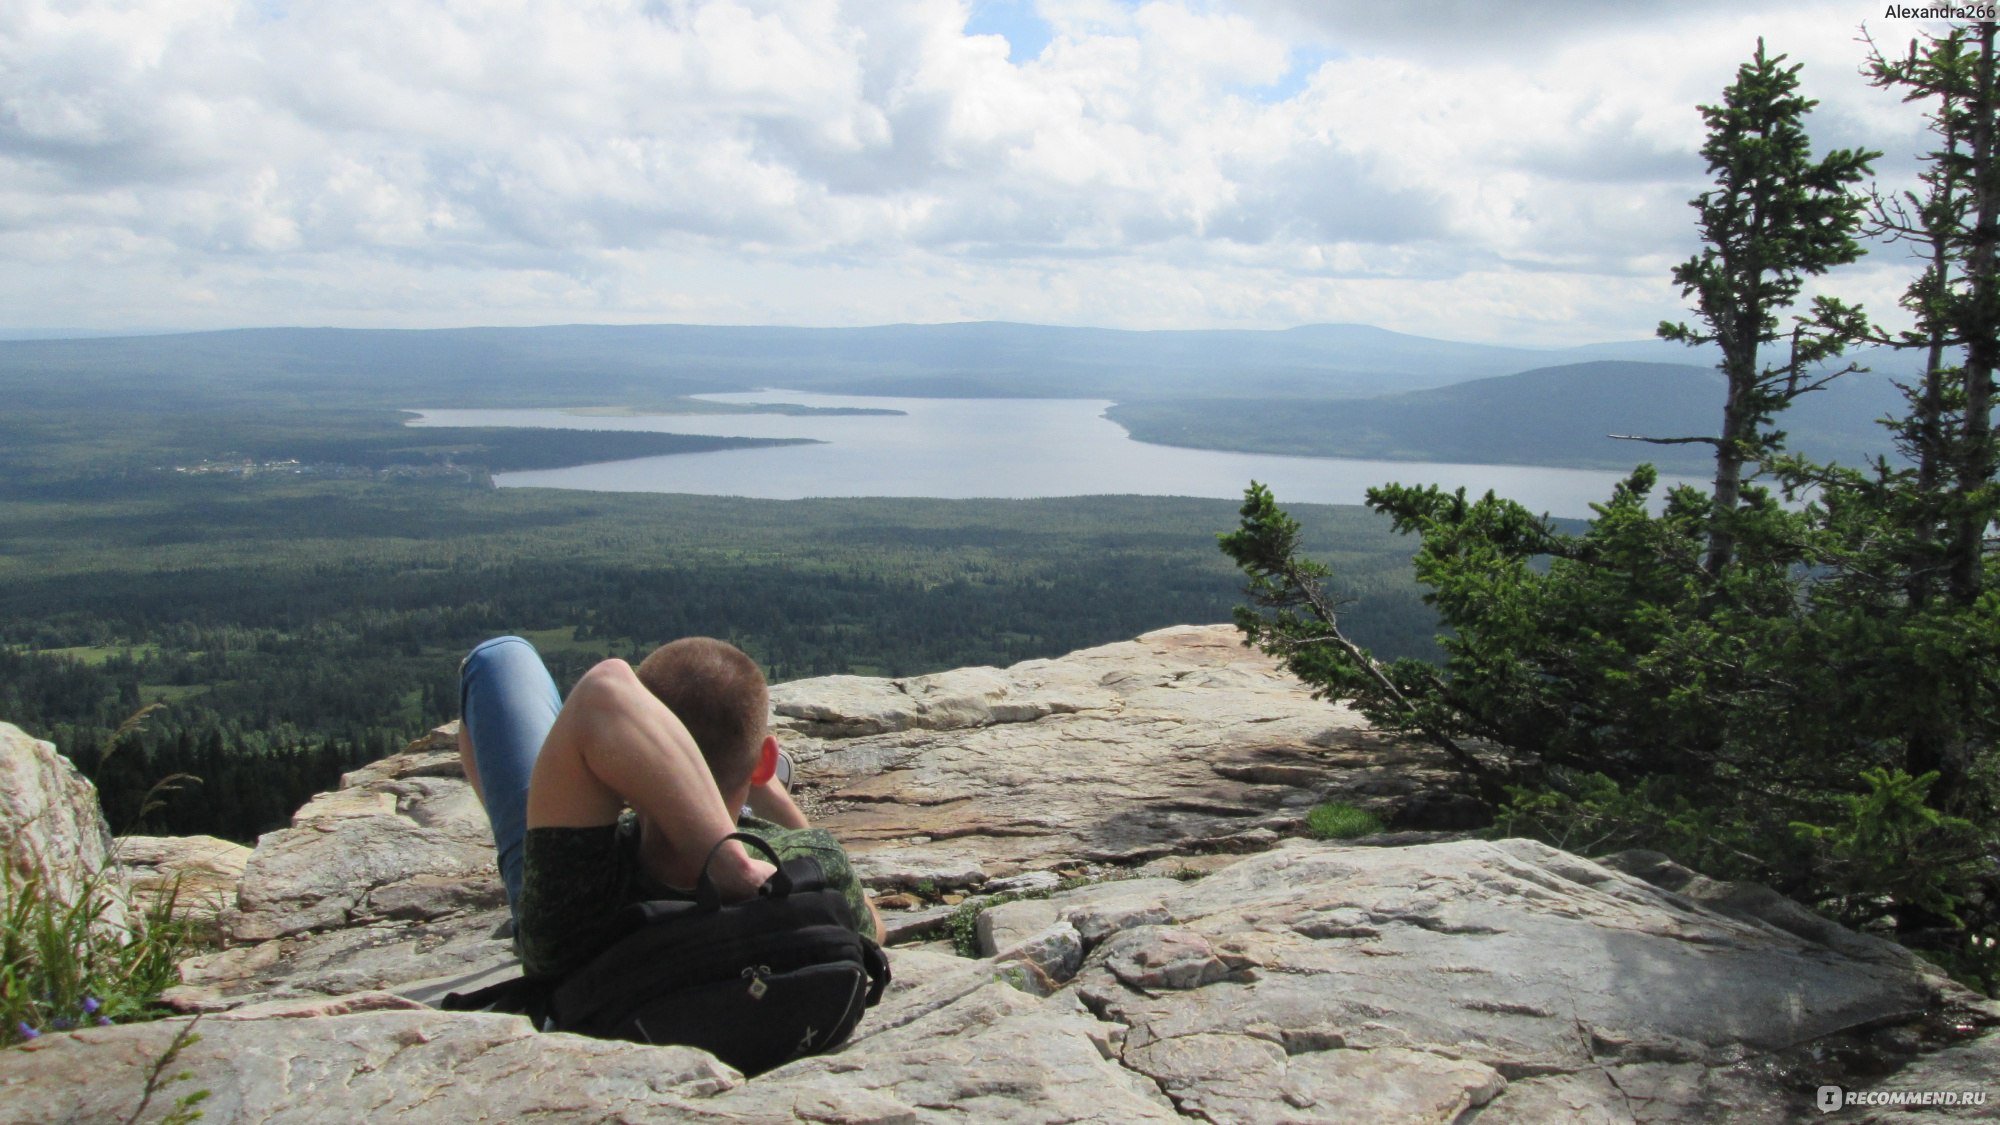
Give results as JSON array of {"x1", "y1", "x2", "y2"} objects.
[
  {"x1": 440, "y1": 972, "x2": 557, "y2": 1027},
  {"x1": 861, "y1": 937, "x2": 891, "y2": 1007},
  {"x1": 693, "y1": 830, "x2": 792, "y2": 909}
]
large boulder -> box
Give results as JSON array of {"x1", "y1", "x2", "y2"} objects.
[{"x1": 0, "y1": 721, "x2": 120, "y2": 924}]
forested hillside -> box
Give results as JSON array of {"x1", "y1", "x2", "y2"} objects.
[
  {"x1": 1, "y1": 475, "x2": 1429, "y2": 842},
  {"x1": 0, "y1": 321, "x2": 1673, "y2": 405},
  {"x1": 1110, "y1": 360, "x2": 1908, "y2": 471}
]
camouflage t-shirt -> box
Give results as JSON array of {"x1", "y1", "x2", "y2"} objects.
[{"x1": 514, "y1": 811, "x2": 870, "y2": 979}]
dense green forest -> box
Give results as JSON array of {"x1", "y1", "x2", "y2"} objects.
[{"x1": 1, "y1": 468, "x2": 1430, "y2": 842}]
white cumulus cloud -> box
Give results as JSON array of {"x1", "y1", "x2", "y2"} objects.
[{"x1": 0, "y1": 0, "x2": 1956, "y2": 343}]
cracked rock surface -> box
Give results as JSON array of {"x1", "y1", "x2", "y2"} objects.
[
  {"x1": 789, "y1": 625, "x2": 1471, "y2": 874},
  {"x1": 7, "y1": 626, "x2": 1999, "y2": 1122},
  {"x1": 1067, "y1": 839, "x2": 1996, "y2": 1123},
  {"x1": 220, "y1": 749, "x2": 505, "y2": 945},
  {"x1": 170, "y1": 625, "x2": 1466, "y2": 1010},
  {"x1": 9, "y1": 840, "x2": 1996, "y2": 1123}
]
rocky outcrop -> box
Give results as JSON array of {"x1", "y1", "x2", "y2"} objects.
[
  {"x1": 222, "y1": 739, "x2": 503, "y2": 944},
  {"x1": 0, "y1": 721, "x2": 121, "y2": 925},
  {"x1": 786, "y1": 625, "x2": 1473, "y2": 881},
  {"x1": 166, "y1": 626, "x2": 1467, "y2": 1010},
  {"x1": 165, "y1": 732, "x2": 510, "y2": 1011},
  {"x1": 113, "y1": 835, "x2": 251, "y2": 925},
  {"x1": 5, "y1": 626, "x2": 1998, "y2": 1123},
  {"x1": 1065, "y1": 839, "x2": 1977, "y2": 1122},
  {"x1": 8, "y1": 839, "x2": 1997, "y2": 1123}
]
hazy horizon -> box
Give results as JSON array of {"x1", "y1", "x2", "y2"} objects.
[{"x1": 0, "y1": 318, "x2": 1676, "y2": 350}]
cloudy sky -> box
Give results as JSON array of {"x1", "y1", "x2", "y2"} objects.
[{"x1": 0, "y1": 0, "x2": 1967, "y2": 344}]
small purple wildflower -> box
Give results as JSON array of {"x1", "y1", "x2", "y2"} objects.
[
  {"x1": 95, "y1": 1016, "x2": 112, "y2": 1027},
  {"x1": 15, "y1": 1023, "x2": 37, "y2": 1041},
  {"x1": 80, "y1": 997, "x2": 100, "y2": 1015}
]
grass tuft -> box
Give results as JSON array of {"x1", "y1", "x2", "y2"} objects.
[
  {"x1": 2, "y1": 861, "x2": 201, "y2": 1049},
  {"x1": 1304, "y1": 802, "x2": 1384, "y2": 841}
]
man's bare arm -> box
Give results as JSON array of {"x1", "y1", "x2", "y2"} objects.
[
  {"x1": 746, "y1": 775, "x2": 809, "y2": 828},
  {"x1": 528, "y1": 659, "x2": 773, "y2": 898}
]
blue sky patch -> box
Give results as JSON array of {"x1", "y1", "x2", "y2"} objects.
[
  {"x1": 1235, "y1": 46, "x2": 1339, "y2": 104},
  {"x1": 964, "y1": 0, "x2": 1055, "y2": 63}
]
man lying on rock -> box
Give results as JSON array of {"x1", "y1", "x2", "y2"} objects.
[{"x1": 455, "y1": 634, "x2": 882, "y2": 981}]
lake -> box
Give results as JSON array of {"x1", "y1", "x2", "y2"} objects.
[{"x1": 406, "y1": 391, "x2": 1696, "y2": 518}]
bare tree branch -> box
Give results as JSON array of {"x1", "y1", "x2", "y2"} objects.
[{"x1": 1276, "y1": 558, "x2": 1502, "y2": 792}]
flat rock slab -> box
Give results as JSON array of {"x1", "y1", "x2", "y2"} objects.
[
  {"x1": 0, "y1": 1008, "x2": 738, "y2": 1124},
  {"x1": 3, "y1": 950, "x2": 1172, "y2": 1125},
  {"x1": 169, "y1": 907, "x2": 514, "y2": 1012},
  {"x1": 10, "y1": 838, "x2": 1994, "y2": 1124},
  {"x1": 785, "y1": 624, "x2": 1466, "y2": 875},
  {"x1": 1066, "y1": 838, "x2": 1992, "y2": 1123},
  {"x1": 114, "y1": 834, "x2": 251, "y2": 925}
]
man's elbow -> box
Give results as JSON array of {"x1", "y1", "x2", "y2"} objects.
[{"x1": 566, "y1": 659, "x2": 644, "y2": 715}]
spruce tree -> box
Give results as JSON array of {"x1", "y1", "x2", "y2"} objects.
[
  {"x1": 1790, "y1": 24, "x2": 2000, "y2": 816},
  {"x1": 1654, "y1": 40, "x2": 1877, "y2": 574},
  {"x1": 1863, "y1": 23, "x2": 1998, "y2": 609}
]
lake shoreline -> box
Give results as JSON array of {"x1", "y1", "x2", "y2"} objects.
[{"x1": 406, "y1": 391, "x2": 1699, "y2": 518}]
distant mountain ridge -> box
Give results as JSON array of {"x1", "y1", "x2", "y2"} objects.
[
  {"x1": 1106, "y1": 359, "x2": 1909, "y2": 472},
  {"x1": 0, "y1": 320, "x2": 1752, "y2": 406}
]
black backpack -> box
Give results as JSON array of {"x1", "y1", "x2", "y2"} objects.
[{"x1": 444, "y1": 832, "x2": 891, "y2": 1076}]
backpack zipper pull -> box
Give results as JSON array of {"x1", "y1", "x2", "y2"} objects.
[{"x1": 743, "y1": 965, "x2": 772, "y2": 1000}]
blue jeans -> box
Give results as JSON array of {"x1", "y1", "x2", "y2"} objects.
[{"x1": 459, "y1": 636, "x2": 562, "y2": 918}]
